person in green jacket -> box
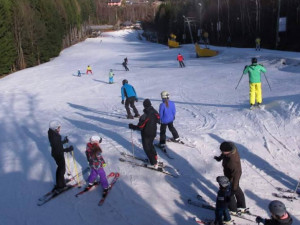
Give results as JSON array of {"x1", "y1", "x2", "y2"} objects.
[{"x1": 243, "y1": 58, "x2": 267, "y2": 109}]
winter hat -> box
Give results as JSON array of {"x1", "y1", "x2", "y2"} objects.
[
  {"x1": 49, "y1": 120, "x2": 61, "y2": 130},
  {"x1": 90, "y1": 135, "x2": 102, "y2": 143},
  {"x1": 220, "y1": 141, "x2": 236, "y2": 152},
  {"x1": 143, "y1": 99, "x2": 152, "y2": 108}
]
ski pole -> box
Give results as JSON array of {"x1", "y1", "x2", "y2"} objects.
[
  {"x1": 262, "y1": 72, "x2": 272, "y2": 91},
  {"x1": 235, "y1": 73, "x2": 244, "y2": 90},
  {"x1": 71, "y1": 151, "x2": 81, "y2": 188},
  {"x1": 131, "y1": 130, "x2": 135, "y2": 160},
  {"x1": 65, "y1": 152, "x2": 71, "y2": 176}
]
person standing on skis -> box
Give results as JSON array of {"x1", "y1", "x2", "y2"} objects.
[
  {"x1": 177, "y1": 53, "x2": 185, "y2": 68},
  {"x1": 48, "y1": 120, "x2": 74, "y2": 193},
  {"x1": 122, "y1": 57, "x2": 129, "y2": 71},
  {"x1": 214, "y1": 141, "x2": 247, "y2": 215},
  {"x1": 128, "y1": 99, "x2": 161, "y2": 169},
  {"x1": 85, "y1": 135, "x2": 109, "y2": 197},
  {"x1": 158, "y1": 91, "x2": 180, "y2": 150},
  {"x1": 108, "y1": 69, "x2": 114, "y2": 84},
  {"x1": 243, "y1": 58, "x2": 267, "y2": 109},
  {"x1": 86, "y1": 65, "x2": 93, "y2": 74},
  {"x1": 256, "y1": 200, "x2": 293, "y2": 225},
  {"x1": 121, "y1": 79, "x2": 140, "y2": 119}
]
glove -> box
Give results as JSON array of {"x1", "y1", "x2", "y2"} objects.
[
  {"x1": 63, "y1": 136, "x2": 69, "y2": 144},
  {"x1": 128, "y1": 123, "x2": 135, "y2": 130},
  {"x1": 135, "y1": 98, "x2": 138, "y2": 102},
  {"x1": 244, "y1": 65, "x2": 247, "y2": 69},
  {"x1": 121, "y1": 100, "x2": 124, "y2": 104},
  {"x1": 256, "y1": 216, "x2": 265, "y2": 224},
  {"x1": 214, "y1": 155, "x2": 222, "y2": 162},
  {"x1": 67, "y1": 145, "x2": 74, "y2": 152}
]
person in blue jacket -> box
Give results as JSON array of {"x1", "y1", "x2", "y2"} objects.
[
  {"x1": 121, "y1": 79, "x2": 140, "y2": 119},
  {"x1": 158, "y1": 91, "x2": 180, "y2": 149}
]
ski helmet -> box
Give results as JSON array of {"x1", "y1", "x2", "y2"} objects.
[
  {"x1": 90, "y1": 135, "x2": 102, "y2": 143},
  {"x1": 252, "y1": 57, "x2": 257, "y2": 64},
  {"x1": 216, "y1": 176, "x2": 230, "y2": 188},
  {"x1": 49, "y1": 120, "x2": 61, "y2": 130},
  {"x1": 122, "y1": 79, "x2": 128, "y2": 85},
  {"x1": 161, "y1": 91, "x2": 170, "y2": 99},
  {"x1": 268, "y1": 200, "x2": 286, "y2": 217}
]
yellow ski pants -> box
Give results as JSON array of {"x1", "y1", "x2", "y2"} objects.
[{"x1": 249, "y1": 83, "x2": 262, "y2": 105}]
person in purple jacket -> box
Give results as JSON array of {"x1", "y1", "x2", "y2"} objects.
[{"x1": 158, "y1": 91, "x2": 180, "y2": 150}]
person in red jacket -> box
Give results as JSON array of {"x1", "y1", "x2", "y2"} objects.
[{"x1": 177, "y1": 53, "x2": 185, "y2": 68}]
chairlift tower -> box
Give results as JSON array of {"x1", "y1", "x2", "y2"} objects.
[{"x1": 183, "y1": 16, "x2": 196, "y2": 44}]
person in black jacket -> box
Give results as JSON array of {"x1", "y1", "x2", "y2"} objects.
[
  {"x1": 128, "y1": 99, "x2": 160, "y2": 168},
  {"x1": 48, "y1": 120, "x2": 74, "y2": 192}
]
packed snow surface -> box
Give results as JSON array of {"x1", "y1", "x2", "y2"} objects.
[{"x1": 0, "y1": 30, "x2": 300, "y2": 225}]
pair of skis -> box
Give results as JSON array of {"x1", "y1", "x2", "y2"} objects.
[
  {"x1": 188, "y1": 195, "x2": 256, "y2": 223},
  {"x1": 119, "y1": 152, "x2": 179, "y2": 178},
  {"x1": 272, "y1": 186, "x2": 300, "y2": 201}
]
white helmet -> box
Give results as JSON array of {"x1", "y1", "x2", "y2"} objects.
[
  {"x1": 90, "y1": 135, "x2": 102, "y2": 143},
  {"x1": 161, "y1": 91, "x2": 169, "y2": 99},
  {"x1": 49, "y1": 120, "x2": 61, "y2": 130}
]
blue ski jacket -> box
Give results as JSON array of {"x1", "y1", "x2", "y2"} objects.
[
  {"x1": 121, "y1": 83, "x2": 137, "y2": 101},
  {"x1": 159, "y1": 99, "x2": 176, "y2": 124}
]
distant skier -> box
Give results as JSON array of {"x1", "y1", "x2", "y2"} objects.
[
  {"x1": 122, "y1": 57, "x2": 129, "y2": 71},
  {"x1": 85, "y1": 135, "x2": 109, "y2": 197},
  {"x1": 128, "y1": 99, "x2": 161, "y2": 169},
  {"x1": 108, "y1": 69, "x2": 114, "y2": 84},
  {"x1": 86, "y1": 65, "x2": 93, "y2": 74},
  {"x1": 177, "y1": 53, "x2": 185, "y2": 68},
  {"x1": 48, "y1": 120, "x2": 74, "y2": 193},
  {"x1": 157, "y1": 91, "x2": 180, "y2": 150},
  {"x1": 121, "y1": 79, "x2": 140, "y2": 119},
  {"x1": 214, "y1": 141, "x2": 247, "y2": 214},
  {"x1": 255, "y1": 37, "x2": 261, "y2": 51},
  {"x1": 243, "y1": 58, "x2": 267, "y2": 109},
  {"x1": 77, "y1": 69, "x2": 82, "y2": 77},
  {"x1": 215, "y1": 176, "x2": 233, "y2": 225},
  {"x1": 256, "y1": 200, "x2": 293, "y2": 225}
]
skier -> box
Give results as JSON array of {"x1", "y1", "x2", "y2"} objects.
[
  {"x1": 214, "y1": 141, "x2": 247, "y2": 214},
  {"x1": 255, "y1": 37, "x2": 261, "y2": 51},
  {"x1": 85, "y1": 135, "x2": 110, "y2": 197},
  {"x1": 86, "y1": 65, "x2": 93, "y2": 74},
  {"x1": 128, "y1": 99, "x2": 160, "y2": 168},
  {"x1": 177, "y1": 53, "x2": 185, "y2": 68},
  {"x1": 108, "y1": 69, "x2": 114, "y2": 84},
  {"x1": 77, "y1": 69, "x2": 82, "y2": 77},
  {"x1": 122, "y1": 58, "x2": 129, "y2": 71},
  {"x1": 215, "y1": 176, "x2": 233, "y2": 225},
  {"x1": 243, "y1": 58, "x2": 267, "y2": 109},
  {"x1": 48, "y1": 120, "x2": 74, "y2": 193},
  {"x1": 256, "y1": 200, "x2": 293, "y2": 225},
  {"x1": 157, "y1": 91, "x2": 180, "y2": 150},
  {"x1": 121, "y1": 79, "x2": 140, "y2": 119}
]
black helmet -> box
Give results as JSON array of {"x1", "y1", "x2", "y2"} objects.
[
  {"x1": 216, "y1": 176, "x2": 230, "y2": 188},
  {"x1": 252, "y1": 57, "x2": 257, "y2": 64},
  {"x1": 268, "y1": 200, "x2": 286, "y2": 217},
  {"x1": 122, "y1": 79, "x2": 128, "y2": 85}
]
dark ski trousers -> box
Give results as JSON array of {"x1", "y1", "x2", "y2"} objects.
[
  {"x1": 160, "y1": 122, "x2": 179, "y2": 144},
  {"x1": 141, "y1": 135, "x2": 157, "y2": 165},
  {"x1": 228, "y1": 186, "x2": 246, "y2": 212},
  {"x1": 53, "y1": 155, "x2": 66, "y2": 188},
  {"x1": 179, "y1": 61, "x2": 185, "y2": 67},
  {"x1": 215, "y1": 207, "x2": 231, "y2": 224},
  {"x1": 125, "y1": 96, "x2": 139, "y2": 117}
]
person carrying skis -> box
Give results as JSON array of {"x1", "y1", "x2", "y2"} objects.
[
  {"x1": 121, "y1": 79, "x2": 140, "y2": 119},
  {"x1": 108, "y1": 69, "x2": 114, "y2": 84},
  {"x1": 128, "y1": 99, "x2": 161, "y2": 169},
  {"x1": 86, "y1": 65, "x2": 93, "y2": 74},
  {"x1": 177, "y1": 53, "x2": 185, "y2": 68},
  {"x1": 85, "y1": 135, "x2": 110, "y2": 197},
  {"x1": 122, "y1": 57, "x2": 129, "y2": 71},
  {"x1": 256, "y1": 200, "x2": 293, "y2": 225},
  {"x1": 255, "y1": 37, "x2": 261, "y2": 51},
  {"x1": 48, "y1": 120, "x2": 74, "y2": 193},
  {"x1": 243, "y1": 58, "x2": 267, "y2": 109},
  {"x1": 214, "y1": 141, "x2": 247, "y2": 214},
  {"x1": 215, "y1": 176, "x2": 233, "y2": 225},
  {"x1": 158, "y1": 91, "x2": 180, "y2": 150}
]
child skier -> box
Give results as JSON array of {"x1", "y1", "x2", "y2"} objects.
[
  {"x1": 108, "y1": 69, "x2": 114, "y2": 84},
  {"x1": 121, "y1": 79, "x2": 140, "y2": 119},
  {"x1": 85, "y1": 135, "x2": 109, "y2": 197},
  {"x1": 86, "y1": 65, "x2": 93, "y2": 74},
  {"x1": 215, "y1": 176, "x2": 233, "y2": 225},
  {"x1": 158, "y1": 91, "x2": 180, "y2": 150},
  {"x1": 177, "y1": 53, "x2": 185, "y2": 68},
  {"x1": 256, "y1": 200, "x2": 293, "y2": 225}
]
